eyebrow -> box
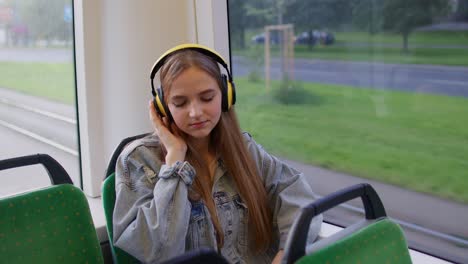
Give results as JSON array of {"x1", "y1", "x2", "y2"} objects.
[{"x1": 170, "y1": 89, "x2": 216, "y2": 100}]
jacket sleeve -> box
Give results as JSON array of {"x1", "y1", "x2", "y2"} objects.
[
  {"x1": 244, "y1": 133, "x2": 323, "y2": 250},
  {"x1": 112, "y1": 139, "x2": 195, "y2": 263}
]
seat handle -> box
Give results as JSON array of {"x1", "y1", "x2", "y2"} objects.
[
  {"x1": 0, "y1": 154, "x2": 73, "y2": 185},
  {"x1": 284, "y1": 183, "x2": 386, "y2": 264}
]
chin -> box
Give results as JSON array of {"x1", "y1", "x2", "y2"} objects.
[
  {"x1": 180, "y1": 126, "x2": 210, "y2": 138},
  {"x1": 187, "y1": 130, "x2": 211, "y2": 139}
]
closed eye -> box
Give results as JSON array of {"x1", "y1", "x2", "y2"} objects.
[
  {"x1": 200, "y1": 90, "x2": 216, "y2": 102},
  {"x1": 201, "y1": 96, "x2": 214, "y2": 102},
  {"x1": 171, "y1": 100, "x2": 186, "y2": 107}
]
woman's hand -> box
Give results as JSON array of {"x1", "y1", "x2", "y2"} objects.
[
  {"x1": 149, "y1": 100, "x2": 187, "y2": 166},
  {"x1": 272, "y1": 250, "x2": 284, "y2": 264}
]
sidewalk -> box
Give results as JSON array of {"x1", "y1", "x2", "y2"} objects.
[{"x1": 285, "y1": 158, "x2": 468, "y2": 237}]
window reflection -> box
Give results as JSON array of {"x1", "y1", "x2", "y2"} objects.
[
  {"x1": 228, "y1": 0, "x2": 468, "y2": 262},
  {"x1": 0, "y1": 0, "x2": 79, "y2": 196}
]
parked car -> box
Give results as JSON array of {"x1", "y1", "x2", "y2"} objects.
[
  {"x1": 295, "y1": 31, "x2": 317, "y2": 45},
  {"x1": 251, "y1": 32, "x2": 280, "y2": 45},
  {"x1": 319, "y1": 31, "x2": 335, "y2": 45},
  {"x1": 295, "y1": 30, "x2": 334, "y2": 46}
]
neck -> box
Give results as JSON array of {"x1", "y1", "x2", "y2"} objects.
[
  {"x1": 189, "y1": 136, "x2": 211, "y2": 156},
  {"x1": 189, "y1": 135, "x2": 217, "y2": 181}
]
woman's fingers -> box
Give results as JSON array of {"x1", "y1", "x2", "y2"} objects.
[
  {"x1": 148, "y1": 100, "x2": 187, "y2": 164},
  {"x1": 149, "y1": 100, "x2": 168, "y2": 136},
  {"x1": 162, "y1": 116, "x2": 169, "y2": 126},
  {"x1": 148, "y1": 100, "x2": 180, "y2": 145}
]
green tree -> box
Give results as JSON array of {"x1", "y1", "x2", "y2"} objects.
[
  {"x1": 8, "y1": 0, "x2": 71, "y2": 46},
  {"x1": 231, "y1": 0, "x2": 297, "y2": 79},
  {"x1": 382, "y1": 0, "x2": 449, "y2": 53},
  {"x1": 228, "y1": 0, "x2": 248, "y2": 49},
  {"x1": 351, "y1": 0, "x2": 384, "y2": 34},
  {"x1": 352, "y1": 0, "x2": 449, "y2": 53},
  {"x1": 228, "y1": 0, "x2": 276, "y2": 49},
  {"x1": 286, "y1": 0, "x2": 352, "y2": 32},
  {"x1": 285, "y1": 0, "x2": 352, "y2": 50},
  {"x1": 454, "y1": 0, "x2": 468, "y2": 21}
]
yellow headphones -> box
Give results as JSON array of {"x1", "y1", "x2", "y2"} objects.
[{"x1": 150, "y1": 43, "x2": 236, "y2": 119}]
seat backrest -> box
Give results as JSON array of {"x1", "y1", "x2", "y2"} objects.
[
  {"x1": 102, "y1": 133, "x2": 149, "y2": 263},
  {"x1": 283, "y1": 183, "x2": 412, "y2": 264},
  {"x1": 296, "y1": 218, "x2": 411, "y2": 264},
  {"x1": 0, "y1": 153, "x2": 104, "y2": 263},
  {"x1": 105, "y1": 133, "x2": 150, "y2": 178},
  {"x1": 0, "y1": 184, "x2": 104, "y2": 264},
  {"x1": 102, "y1": 173, "x2": 140, "y2": 263}
]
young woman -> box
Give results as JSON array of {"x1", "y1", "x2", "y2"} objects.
[{"x1": 113, "y1": 44, "x2": 322, "y2": 264}]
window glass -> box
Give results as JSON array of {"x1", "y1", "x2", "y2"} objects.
[
  {"x1": 0, "y1": 0, "x2": 79, "y2": 196},
  {"x1": 228, "y1": 0, "x2": 468, "y2": 262}
]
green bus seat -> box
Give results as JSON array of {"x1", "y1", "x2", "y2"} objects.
[
  {"x1": 0, "y1": 154, "x2": 104, "y2": 264},
  {"x1": 102, "y1": 173, "x2": 140, "y2": 263},
  {"x1": 103, "y1": 133, "x2": 149, "y2": 263},
  {"x1": 283, "y1": 183, "x2": 412, "y2": 264}
]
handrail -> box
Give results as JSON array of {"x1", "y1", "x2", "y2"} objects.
[
  {"x1": 0, "y1": 153, "x2": 73, "y2": 185},
  {"x1": 284, "y1": 183, "x2": 386, "y2": 264}
]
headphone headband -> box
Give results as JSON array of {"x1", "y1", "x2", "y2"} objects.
[
  {"x1": 150, "y1": 43, "x2": 231, "y2": 81},
  {"x1": 150, "y1": 43, "x2": 236, "y2": 118}
]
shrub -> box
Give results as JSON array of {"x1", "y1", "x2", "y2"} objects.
[
  {"x1": 272, "y1": 78, "x2": 321, "y2": 105},
  {"x1": 246, "y1": 45, "x2": 264, "y2": 83}
]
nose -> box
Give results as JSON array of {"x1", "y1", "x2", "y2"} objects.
[{"x1": 188, "y1": 102, "x2": 202, "y2": 118}]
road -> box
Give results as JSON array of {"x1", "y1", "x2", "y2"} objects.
[
  {"x1": 0, "y1": 48, "x2": 467, "y2": 97},
  {"x1": 1, "y1": 48, "x2": 467, "y2": 262},
  {"x1": 0, "y1": 48, "x2": 73, "y2": 62},
  {"x1": 232, "y1": 56, "x2": 468, "y2": 97},
  {"x1": 0, "y1": 89, "x2": 80, "y2": 196}
]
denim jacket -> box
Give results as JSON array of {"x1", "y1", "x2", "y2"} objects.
[{"x1": 113, "y1": 132, "x2": 322, "y2": 264}]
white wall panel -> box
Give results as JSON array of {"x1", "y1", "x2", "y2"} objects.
[{"x1": 75, "y1": 0, "x2": 197, "y2": 196}]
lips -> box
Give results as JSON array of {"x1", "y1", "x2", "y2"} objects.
[{"x1": 189, "y1": 121, "x2": 207, "y2": 128}]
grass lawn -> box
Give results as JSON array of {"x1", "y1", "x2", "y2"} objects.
[
  {"x1": 238, "y1": 30, "x2": 468, "y2": 66},
  {"x1": 235, "y1": 78, "x2": 468, "y2": 204},
  {"x1": 234, "y1": 45, "x2": 468, "y2": 67},
  {"x1": 244, "y1": 29, "x2": 468, "y2": 46},
  {"x1": 295, "y1": 45, "x2": 468, "y2": 66},
  {"x1": 0, "y1": 61, "x2": 75, "y2": 104},
  {"x1": 334, "y1": 31, "x2": 468, "y2": 46}
]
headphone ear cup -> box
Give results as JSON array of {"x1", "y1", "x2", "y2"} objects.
[
  {"x1": 221, "y1": 74, "x2": 229, "y2": 112},
  {"x1": 152, "y1": 99, "x2": 161, "y2": 116},
  {"x1": 155, "y1": 87, "x2": 171, "y2": 119},
  {"x1": 228, "y1": 81, "x2": 236, "y2": 107},
  {"x1": 221, "y1": 74, "x2": 236, "y2": 111}
]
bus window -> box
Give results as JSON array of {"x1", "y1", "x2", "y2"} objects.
[
  {"x1": 0, "y1": 0, "x2": 80, "y2": 196},
  {"x1": 228, "y1": 1, "x2": 468, "y2": 263}
]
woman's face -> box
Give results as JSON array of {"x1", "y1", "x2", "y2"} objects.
[{"x1": 167, "y1": 67, "x2": 222, "y2": 140}]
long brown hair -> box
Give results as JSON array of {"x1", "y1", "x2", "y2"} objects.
[{"x1": 158, "y1": 49, "x2": 272, "y2": 252}]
